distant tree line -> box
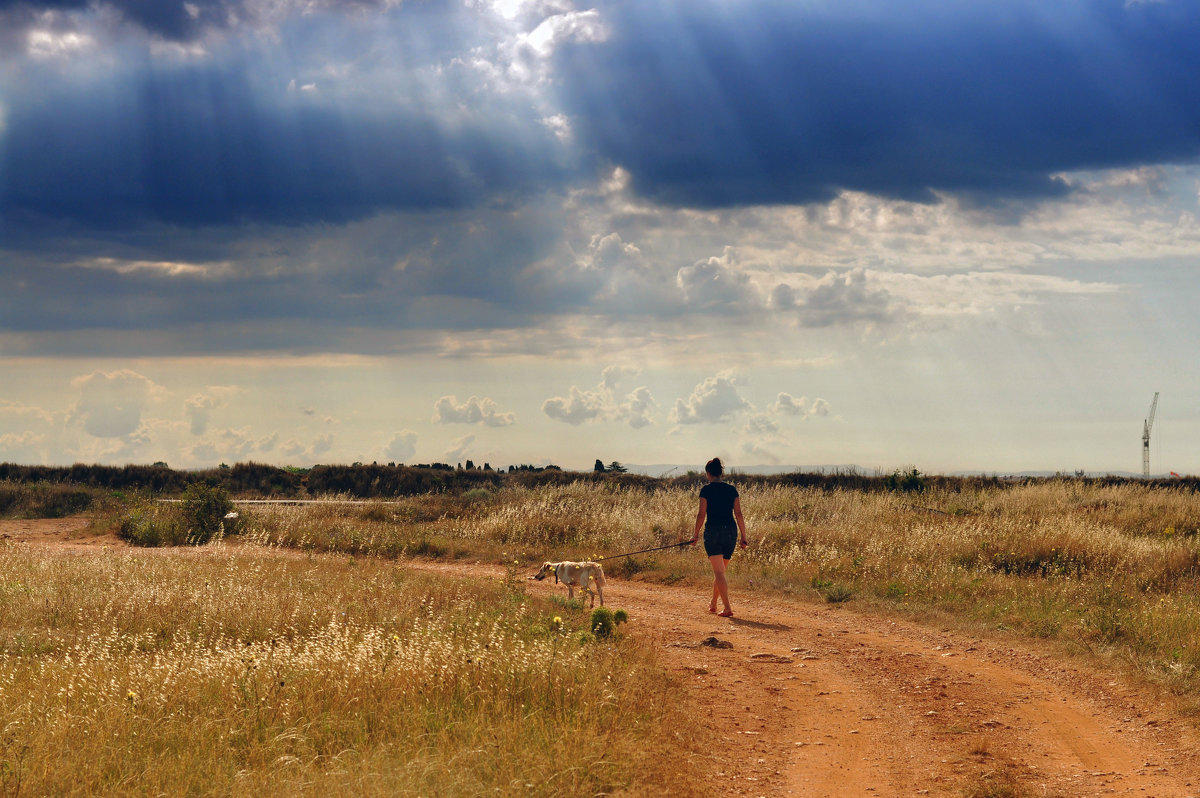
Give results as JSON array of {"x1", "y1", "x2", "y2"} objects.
[{"x1": 1, "y1": 461, "x2": 1197, "y2": 500}]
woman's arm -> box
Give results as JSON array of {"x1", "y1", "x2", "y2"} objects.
[
  {"x1": 734, "y1": 497, "x2": 749, "y2": 548},
  {"x1": 690, "y1": 498, "x2": 707, "y2": 544}
]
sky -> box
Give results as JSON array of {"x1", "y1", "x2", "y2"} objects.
[{"x1": 1, "y1": 0, "x2": 1199, "y2": 475}]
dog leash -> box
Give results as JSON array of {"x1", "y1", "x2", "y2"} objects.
[{"x1": 596, "y1": 540, "x2": 692, "y2": 561}]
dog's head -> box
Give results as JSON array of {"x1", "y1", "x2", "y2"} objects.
[{"x1": 533, "y1": 562, "x2": 556, "y2": 581}]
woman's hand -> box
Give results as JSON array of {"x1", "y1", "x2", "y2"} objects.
[{"x1": 739, "y1": 537, "x2": 749, "y2": 549}]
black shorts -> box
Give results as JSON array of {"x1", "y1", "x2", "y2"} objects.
[{"x1": 703, "y1": 525, "x2": 738, "y2": 559}]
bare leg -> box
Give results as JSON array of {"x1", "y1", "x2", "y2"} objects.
[{"x1": 709, "y1": 555, "x2": 732, "y2": 615}]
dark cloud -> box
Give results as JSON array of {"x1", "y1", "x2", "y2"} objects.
[
  {"x1": 0, "y1": 62, "x2": 567, "y2": 228},
  {"x1": 556, "y1": 0, "x2": 1200, "y2": 207},
  {"x1": 0, "y1": 0, "x2": 222, "y2": 40},
  {"x1": 0, "y1": 0, "x2": 395, "y2": 41}
]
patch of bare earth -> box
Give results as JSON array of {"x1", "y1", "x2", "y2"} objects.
[
  {"x1": 0, "y1": 516, "x2": 118, "y2": 550},
  {"x1": 8, "y1": 520, "x2": 1200, "y2": 797}
]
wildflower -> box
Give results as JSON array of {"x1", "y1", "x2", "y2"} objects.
[{"x1": 126, "y1": 690, "x2": 136, "y2": 702}]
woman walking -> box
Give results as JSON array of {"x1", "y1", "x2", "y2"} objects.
[{"x1": 689, "y1": 457, "x2": 749, "y2": 616}]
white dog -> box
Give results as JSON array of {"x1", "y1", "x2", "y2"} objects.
[{"x1": 531, "y1": 561, "x2": 606, "y2": 607}]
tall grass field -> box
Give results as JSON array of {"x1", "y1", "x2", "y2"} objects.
[
  {"x1": 0, "y1": 543, "x2": 695, "y2": 796},
  {"x1": 236, "y1": 478, "x2": 1200, "y2": 695},
  {"x1": 5, "y1": 473, "x2": 1200, "y2": 795}
]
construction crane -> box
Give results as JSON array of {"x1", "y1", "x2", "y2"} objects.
[{"x1": 1143, "y1": 392, "x2": 1159, "y2": 478}]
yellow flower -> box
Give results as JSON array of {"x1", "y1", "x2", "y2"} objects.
[{"x1": 126, "y1": 690, "x2": 136, "y2": 702}]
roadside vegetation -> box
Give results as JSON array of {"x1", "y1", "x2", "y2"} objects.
[
  {"x1": 228, "y1": 477, "x2": 1200, "y2": 699},
  {"x1": 0, "y1": 542, "x2": 693, "y2": 796},
  {"x1": 6, "y1": 463, "x2": 1200, "y2": 794}
]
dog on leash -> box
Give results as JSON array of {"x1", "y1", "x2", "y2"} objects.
[{"x1": 531, "y1": 561, "x2": 606, "y2": 607}]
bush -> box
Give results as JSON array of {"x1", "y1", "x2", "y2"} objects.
[
  {"x1": 118, "y1": 502, "x2": 183, "y2": 547},
  {"x1": 180, "y1": 483, "x2": 236, "y2": 544},
  {"x1": 590, "y1": 607, "x2": 629, "y2": 639},
  {"x1": 117, "y1": 486, "x2": 236, "y2": 547},
  {"x1": 884, "y1": 467, "x2": 927, "y2": 493}
]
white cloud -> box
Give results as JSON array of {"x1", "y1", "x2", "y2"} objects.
[
  {"x1": 385, "y1": 430, "x2": 418, "y2": 462},
  {"x1": 69, "y1": 370, "x2": 163, "y2": 439},
  {"x1": 281, "y1": 439, "x2": 306, "y2": 458},
  {"x1": 744, "y1": 413, "x2": 779, "y2": 435},
  {"x1": 542, "y1": 385, "x2": 607, "y2": 425},
  {"x1": 618, "y1": 386, "x2": 657, "y2": 429},
  {"x1": 27, "y1": 29, "x2": 94, "y2": 59},
  {"x1": 770, "y1": 392, "x2": 806, "y2": 416},
  {"x1": 433, "y1": 395, "x2": 515, "y2": 427},
  {"x1": 0, "y1": 431, "x2": 45, "y2": 463},
  {"x1": 522, "y1": 9, "x2": 607, "y2": 58},
  {"x1": 77, "y1": 257, "x2": 230, "y2": 278},
  {"x1": 445, "y1": 434, "x2": 476, "y2": 462},
  {"x1": 540, "y1": 113, "x2": 572, "y2": 141},
  {"x1": 671, "y1": 373, "x2": 750, "y2": 425},
  {"x1": 184, "y1": 386, "x2": 240, "y2": 435},
  {"x1": 278, "y1": 433, "x2": 334, "y2": 463},
  {"x1": 676, "y1": 248, "x2": 760, "y2": 312},
  {"x1": 543, "y1": 367, "x2": 659, "y2": 428},
  {"x1": 785, "y1": 268, "x2": 899, "y2": 328},
  {"x1": 0, "y1": 400, "x2": 54, "y2": 426},
  {"x1": 874, "y1": 271, "x2": 1120, "y2": 320},
  {"x1": 770, "y1": 392, "x2": 832, "y2": 419},
  {"x1": 601, "y1": 364, "x2": 638, "y2": 392}
]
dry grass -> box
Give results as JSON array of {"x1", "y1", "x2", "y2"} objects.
[
  {"x1": 0, "y1": 542, "x2": 697, "y2": 797},
  {"x1": 11, "y1": 477, "x2": 1200, "y2": 793},
  {"x1": 234, "y1": 479, "x2": 1200, "y2": 696}
]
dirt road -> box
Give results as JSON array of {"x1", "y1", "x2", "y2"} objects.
[{"x1": 7, "y1": 518, "x2": 1200, "y2": 797}]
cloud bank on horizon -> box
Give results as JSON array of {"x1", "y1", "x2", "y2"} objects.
[{"x1": 1, "y1": 0, "x2": 1199, "y2": 471}]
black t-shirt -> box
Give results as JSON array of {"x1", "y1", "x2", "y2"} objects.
[{"x1": 700, "y1": 481, "x2": 739, "y2": 528}]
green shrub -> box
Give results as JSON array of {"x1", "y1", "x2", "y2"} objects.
[
  {"x1": 822, "y1": 583, "x2": 854, "y2": 604},
  {"x1": 884, "y1": 467, "x2": 927, "y2": 493},
  {"x1": 118, "y1": 502, "x2": 183, "y2": 547},
  {"x1": 590, "y1": 607, "x2": 629, "y2": 639},
  {"x1": 180, "y1": 483, "x2": 236, "y2": 544},
  {"x1": 117, "y1": 486, "x2": 235, "y2": 547}
]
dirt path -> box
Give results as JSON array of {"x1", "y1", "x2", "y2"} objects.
[
  {"x1": 7, "y1": 519, "x2": 1200, "y2": 797},
  {"x1": 407, "y1": 560, "x2": 1200, "y2": 798}
]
